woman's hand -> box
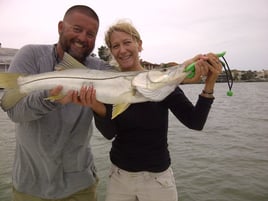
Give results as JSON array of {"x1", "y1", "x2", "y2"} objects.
[
  {"x1": 203, "y1": 53, "x2": 223, "y2": 85},
  {"x1": 182, "y1": 53, "x2": 222, "y2": 86},
  {"x1": 72, "y1": 86, "x2": 107, "y2": 117},
  {"x1": 182, "y1": 54, "x2": 209, "y2": 84}
]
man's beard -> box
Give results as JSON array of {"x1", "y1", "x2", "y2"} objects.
[{"x1": 59, "y1": 35, "x2": 93, "y2": 63}]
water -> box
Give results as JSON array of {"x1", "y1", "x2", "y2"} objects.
[{"x1": 0, "y1": 82, "x2": 268, "y2": 201}]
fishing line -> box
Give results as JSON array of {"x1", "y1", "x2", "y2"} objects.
[{"x1": 220, "y1": 56, "x2": 234, "y2": 96}]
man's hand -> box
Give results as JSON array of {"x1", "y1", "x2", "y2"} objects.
[{"x1": 49, "y1": 85, "x2": 74, "y2": 104}]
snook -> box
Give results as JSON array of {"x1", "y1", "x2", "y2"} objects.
[{"x1": 0, "y1": 53, "x2": 189, "y2": 118}]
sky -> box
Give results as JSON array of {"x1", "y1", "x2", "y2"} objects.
[{"x1": 1, "y1": 0, "x2": 268, "y2": 71}]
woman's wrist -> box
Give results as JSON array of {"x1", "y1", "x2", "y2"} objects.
[
  {"x1": 202, "y1": 89, "x2": 213, "y2": 95},
  {"x1": 201, "y1": 89, "x2": 214, "y2": 98}
]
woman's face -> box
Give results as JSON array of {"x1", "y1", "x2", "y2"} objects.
[{"x1": 109, "y1": 31, "x2": 142, "y2": 71}]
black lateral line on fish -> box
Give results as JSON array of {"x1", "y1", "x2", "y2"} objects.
[{"x1": 19, "y1": 74, "x2": 137, "y2": 86}]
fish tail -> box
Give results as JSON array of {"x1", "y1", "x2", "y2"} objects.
[
  {"x1": 0, "y1": 73, "x2": 26, "y2": 110},
  {"x1": 0, "y1": 72, "x2": 20, "y2": 89},
  {"x1": 1, "y1": 89, "x2": 26, "y2": 111}
]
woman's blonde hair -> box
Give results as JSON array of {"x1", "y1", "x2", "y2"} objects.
[{"x1": 105, "y1": 19, "x2": 142, "y2": 48}]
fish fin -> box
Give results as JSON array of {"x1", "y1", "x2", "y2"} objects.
[
  {"x1": 0, "y1": 72, "x2": 21, "y2": 89},
  {"x1": 54, "y1": 52, "x2": 87, "y2": 71},
  {"x1": 0, "y1": 89, "x2": 26, "y2": 110},
  {"x1": 44, "y1": 94, "x2": 65, "y2": 102},
  {"x1": 132, "y1": 72, "x2": 147, "y2": 88},
  {"x1": 136, "y1": 85, "x2": 176, "y2": 101},
  {"x1": 147, "y1": 70, "x2": 168, "y2": 83},
  {"x1": 112, "y1": 103, "x2": 131, "y2": 119}
]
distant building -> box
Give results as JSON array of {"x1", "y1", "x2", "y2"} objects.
[
  {"x1": 0, "y1": 47, "x2": 19, "y2": 72},
  {"x1": 140, "y1": 60, "x2": 160, "y2": 70}
]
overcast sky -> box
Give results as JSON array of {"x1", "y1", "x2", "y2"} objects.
[{"x1": 1, "y1": 0, "x2": 267, "y2": 70}]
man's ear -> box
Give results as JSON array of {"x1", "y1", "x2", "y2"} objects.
[{"x1": 58, "y1": 21, "x2": 63, "y2": 34}]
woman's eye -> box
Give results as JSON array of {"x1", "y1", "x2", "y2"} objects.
[
  {"x1": 112, "y1": 44, "x2": 119, "y2": 49},
  {"x1": 125, "y1": 41, "x2": 131, "y2": 45}
]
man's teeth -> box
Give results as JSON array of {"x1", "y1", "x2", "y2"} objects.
[{"x1": 75, "y1": 42, "x2": 83, "y2": 48}]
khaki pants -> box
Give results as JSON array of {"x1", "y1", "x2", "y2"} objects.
[
  {"x1": 105, "y1": 164, "x2": 178, "y2": 201},
  {"x1": 12, "y1": 180, "x2": 98, "y2": 201}
]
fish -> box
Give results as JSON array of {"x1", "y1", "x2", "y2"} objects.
[{"x1": 0, "y1": 52, "x2": 191, "y2": 119}]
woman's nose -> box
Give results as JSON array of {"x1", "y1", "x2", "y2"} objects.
[{"x1": 119, "y1": 45, "x2": 127, "y2": 53}]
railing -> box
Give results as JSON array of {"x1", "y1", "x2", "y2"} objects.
[{"x1": 0, "y1": 63, "x2": 9, "y2": 72}]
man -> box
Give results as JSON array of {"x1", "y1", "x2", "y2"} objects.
[{"x1": 2, "y1": 5, "x2": 111, "y2": 201}]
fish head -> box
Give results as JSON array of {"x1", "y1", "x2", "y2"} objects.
[
  {"x1": 147, "y1": 65, "x2": 185, "y2": 83},
  {"x1": 132, "y1": 65, "x2": 187, "y2": 89},
  {"x1": 131, "y1": 64, "x2": 188, "y2": 101}
]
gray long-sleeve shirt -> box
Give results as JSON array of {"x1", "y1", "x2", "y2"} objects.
[{"x1": 4, "y1": 44, "x2": 111, "y2": 199}]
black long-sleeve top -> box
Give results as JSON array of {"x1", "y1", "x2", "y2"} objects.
[{"x1": 94, "y1": 87, "x2": 214, "y2": 172}]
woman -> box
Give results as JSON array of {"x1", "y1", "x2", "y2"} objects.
[{"x1": 76, "y1": 20, "x2": 222, "y2": 201}]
